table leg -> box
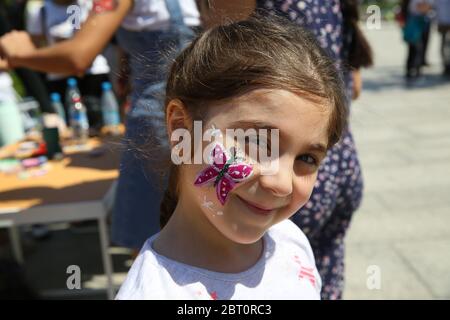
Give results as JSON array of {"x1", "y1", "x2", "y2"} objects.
[
  {"x1": 98, "y1": 216, "x2": 115, "y2": 300},
  {"x1": 9, "y1": 225, "x2": 24, "y2": 265}
]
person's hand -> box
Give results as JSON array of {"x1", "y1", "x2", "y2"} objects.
[
  {"x1": 0, "y1": 31, "x2": 37, "y2": 68},
  {"x1": 0, "y1": 56, "x2": 10, "y2": 71},
  {"x1": 352, "y1": 69, "x2": 362, "y2": 100}
]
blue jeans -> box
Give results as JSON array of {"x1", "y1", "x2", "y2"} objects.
[{"x1": 112, "y1": 26, "x2": 193, "y2": 249}]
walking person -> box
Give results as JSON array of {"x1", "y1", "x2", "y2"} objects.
[{"x1": 402, "y1": 0, "x2": 433, "y2": 80}]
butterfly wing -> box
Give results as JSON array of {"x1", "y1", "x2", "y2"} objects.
[
  {"x1": 194, "y1": 166, "x2": 219, "y2": 186},
  {"x1": 216, "y1": 177, "x2": 235, "y2": 205},
  {"x1": 226, "y1": 163, "x2": 253, "y2": 182},
  {"x1": 194, "y1": 143, "x2": 229, "y2": 186}
]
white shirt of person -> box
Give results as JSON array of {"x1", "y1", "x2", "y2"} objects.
[
  {"x1": 121, "y1": 0, "x2": 201, "y2": 31},
  {"x1": 116, "y1": 220, "x2": 322, "y2": 300},
  {"x1": 26, "y1": 0, "x2": 110, "y2": 81}
]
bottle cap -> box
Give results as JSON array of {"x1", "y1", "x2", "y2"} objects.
[
  {"x1": 67, "y1": 78, "x2": 78, "y2": 87},
  {"x1": 50, "y1": 92, "x2": 61, "y2": 102},
  {"x1": 102, "y1": 82, "x2": 112, "y2": 91}
]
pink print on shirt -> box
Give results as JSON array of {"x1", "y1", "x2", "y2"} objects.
[
  {"x1": 209, "y1": 291, "x2": 218, "y2": 300},
  {"x1": 294, "y1": 255, "x2": 316, "y2": 287}
]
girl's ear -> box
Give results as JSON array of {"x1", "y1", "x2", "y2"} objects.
[{"x1": 166, "y1": 99, "x2": 192, "y2": 146}]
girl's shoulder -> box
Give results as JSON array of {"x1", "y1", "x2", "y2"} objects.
[
  {"x1": 115, "y1": 235, "x2": 173, "y2": 299},
  {"x1": 267, "y1": 219, "x2": 318, "y2": 268},
  {"x1": 267, "y1": 219, "x2": 312, "y2": 250}
]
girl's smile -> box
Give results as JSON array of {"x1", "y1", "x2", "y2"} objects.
[
  {"x1": 237, "y1": 196, "x2": 277, "y2": 215},
  {"x1": 235, "y1": 194, "x2": 281, "y2": 216}
]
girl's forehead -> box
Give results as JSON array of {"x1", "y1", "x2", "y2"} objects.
[
  {"x1": 205, "y1": 89, "x2": 330, "y2": 147},
  {"x1": 209, "y1": 89, "x2": 330, "y2": 127}
]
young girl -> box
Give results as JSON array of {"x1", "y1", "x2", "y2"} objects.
[{"x1": 116, "y1": 14, "x2": 347, "y2": 300}]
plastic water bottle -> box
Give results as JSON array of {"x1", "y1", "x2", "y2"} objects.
[
  {"x1": 100, "y1": 81, "x2": 120, "y2": 135},
  {"x1": 69, "y1": 96, "x2": 89, "y2": 144},
  {"x1": 50, "y1": 92, "x2": 66, "y2": 123},
  {"x1": 65, "y1": 77, "x2": 81, "y2": 108}
]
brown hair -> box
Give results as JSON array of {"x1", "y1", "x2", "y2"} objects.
[
  {"x1": 341, "y1": 0, "x2": 374, "y2": 69},
  {"x1": 159, "y1": 14, "x2": 348, "y2": 228}
]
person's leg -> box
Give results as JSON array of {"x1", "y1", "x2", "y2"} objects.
[
  {"x1": 414, "y1": 40, "x2": 424, "y2": 76},
  {"x1": 111, "y1": 112, "x2": 167, "y2": 250},
  {"x1": 441, "y1": 31, "x2": 446, "y2": 74},
  {"x1": 407, "y1": 41, "x2": 423, "y2": 78},
  {"x1": 421, "y1": 22, "x2": 430, "y2": 66},
  {"x1": 442, "y1": 28, "x2": 450, "y2": 76},
  {"x1": 111, "y1": 27, "x2": 193, "y2": 250},
  {"x1": 406, "y1": 43, "x2": 417, "y2": 78}
]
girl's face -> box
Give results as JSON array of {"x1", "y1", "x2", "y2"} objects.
[{"x1": 176, "y1": 89, "x2": 330, "y2": 244}]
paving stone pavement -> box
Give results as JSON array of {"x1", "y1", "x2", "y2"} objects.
[{"x1": 343, "y1": 22, "x2": 450, "y2": 299}]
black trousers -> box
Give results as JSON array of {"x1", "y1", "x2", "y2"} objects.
[
  {"x1": 407, "y1": 40, "x2": 424, "y2": 76},
  {"x1": 440, "y1": 26, "x2": 450, "y2": 74},
  {"x1": 421, "y1": 22, "x2": 430, "y2": 65}
]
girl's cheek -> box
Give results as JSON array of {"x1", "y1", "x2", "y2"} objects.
[
  {"x1": 188, "y1": 166, "x2": 224, "y2": 214},
  {"x1": 291, "y1": 176, "x2": 317, "y2": 209}
]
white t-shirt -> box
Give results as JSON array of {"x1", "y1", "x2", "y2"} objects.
[
  {"x1": 26, "y1": 0, "x2": 110, "y2": 80},
  {"x1": 121, "y1": 0, "x2": 200, "y2": 31},
  {"x1": 116, "y1": 220, "x2": 322, "y2": 300},
  {"x1": 0, "y1": 73, "x2": 17, "y2": 103}
]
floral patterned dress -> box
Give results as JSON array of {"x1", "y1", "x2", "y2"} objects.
[{"x1": 256, "y1": 0, "x2": 364, "y2": 300}]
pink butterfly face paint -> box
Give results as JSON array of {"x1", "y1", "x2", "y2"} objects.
[{"x1": 194, "y1": 142, "x2": 253, "y2": 205}]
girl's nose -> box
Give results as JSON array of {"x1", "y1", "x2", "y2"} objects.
[{"x1": 258, "y1": 160, "x2": 293, "y2": 197}]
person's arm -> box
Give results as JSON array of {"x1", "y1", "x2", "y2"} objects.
[
  {"x1": 0, "y1": 0, "x2": 133, "y2": 76},
  {"x1": 351, "y1": 69, "x2": 362, "y2": 100}
]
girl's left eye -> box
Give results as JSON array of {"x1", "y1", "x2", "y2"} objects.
[{"x1": 297, "y1": 154, "x2": 318, "y2": 166}]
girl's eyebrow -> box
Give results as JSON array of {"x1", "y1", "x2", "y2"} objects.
[
  {"x1": 228, "y1": 120, "x2": 278, "y2": 130},
  {"x1": 228, "y1": 120, "x2": 328, "y2": 155},
  {"x1": 307, "y1": 143, "x2": 327, "y2": 156}
]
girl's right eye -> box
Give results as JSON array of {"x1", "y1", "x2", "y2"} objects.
[
  {"x1": 296, "y1": 154, "x2": 318, "y2": 167},
  {"x1": 293, "y1": 154, "x2": 320, "y2": 176}
]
